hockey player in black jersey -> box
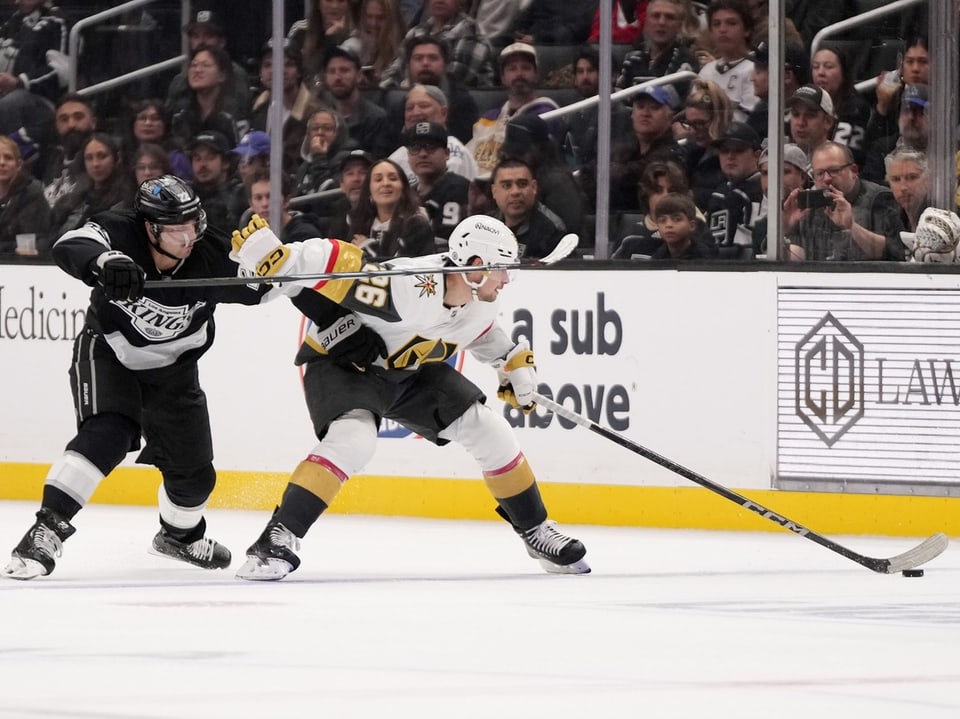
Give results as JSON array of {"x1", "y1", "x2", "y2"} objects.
[{"x1": 2, "y1": 175, "x2": 372, "y2": 580}]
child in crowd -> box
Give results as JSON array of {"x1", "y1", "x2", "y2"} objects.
[{"x1": 651, "y1": 192, "x2": 713, "y2": 259}]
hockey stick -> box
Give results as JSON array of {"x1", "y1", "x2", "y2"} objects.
[
  {"x1": 143, "y1": 233, "x2": 579, "y2": 289},
  {"x1": 533, "y1": 392, "x2": 949, "y2": 574}
]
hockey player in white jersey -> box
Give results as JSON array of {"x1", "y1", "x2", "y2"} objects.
[{"x1": 230, "y1": 213, "x2": 589, "y2": 580}]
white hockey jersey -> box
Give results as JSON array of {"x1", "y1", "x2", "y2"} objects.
[{"x1": 245, "y1": 237, "x2": 515, "y2": 370}]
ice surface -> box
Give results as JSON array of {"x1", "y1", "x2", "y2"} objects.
[{"x1": 0, "y1": 501, "x2": 957, "y2": 718}]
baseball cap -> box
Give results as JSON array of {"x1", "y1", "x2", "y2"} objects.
[
  {"x1": 787, "y1": 84, "x2": 834, "y2": 116},
  {"x1": 184, "y1": 9, "x2": 225, "y2": 36},
  {"x1": 758, "y1": 142, "x2": 809, "y2": 173},
  {"x1": 339, "y1": 148, "x2": 374, "y2": 173},
  {"x1": 902, "y1": 83, "x2": 929, "y2": 111},
  {"x1": 500, "y1": 113, "x2": 550, "y2": 157},
  {"x1": 711, "y1": 121, "x2": 762, "y2": 150},
  {"x1": 632, "y1": 83, "x2": 680, "y2": 111},
  {"x1": 401, "y1": 121, "x2": 448, "y2": 148},
  {"x1": 230, "y1": 131, "x2": 270, "y2": 159},
  {"x1": 323, "y1": 44, "x2": 362, "y2": 70},
  {"x1": 499, "y1": 42, "x2": 537, "y2": 68},
  {"x1": 188, "y1": 130, "x2": 230, "y2": 155}
]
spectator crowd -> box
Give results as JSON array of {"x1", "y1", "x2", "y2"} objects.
[{"x1": 0, "y1": 0, "x2": 955, "y2": 263}]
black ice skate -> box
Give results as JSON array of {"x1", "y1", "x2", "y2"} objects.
[
  {"x1": 150, "y1": 528, "x2": 231, "y2": 569},
  {"x1": 519, "y1": 520, "x2": 591, "y2": 575},
  {"x1": 2, "y1": 508, "x2": 76, "y2": 580},
  {"x1": 235, "y1": 513, "x2": 301, "y2": 581}
]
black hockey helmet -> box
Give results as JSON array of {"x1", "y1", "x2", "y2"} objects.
[{"x1": 135, "y1": 174, "x2": 207, "y2": 235}]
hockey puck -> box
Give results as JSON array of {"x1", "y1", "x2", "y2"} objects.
[{"x1": 902, "y1": 569, "x2": 924, "y2": 577}]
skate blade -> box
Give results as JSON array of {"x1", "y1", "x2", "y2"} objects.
[
  {"x1": 537, "y1": 557, "x2": 591, "y2": 575},
  {"x1": 235, "y1": 556, "x2": 294, "y2": 581},
  {"x1": 2, "y1": 556, "x2": 47, "y2": 581}
]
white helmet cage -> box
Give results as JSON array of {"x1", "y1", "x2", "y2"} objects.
[{"x1": 909, "y1": 206, "x2": 960, "y2": 263}]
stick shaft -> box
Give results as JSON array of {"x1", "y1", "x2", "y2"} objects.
[
  {"x1": 533, "y1": 392, "x2": 947, "y2": 573},
  {"x1": 145, "y1": 261, "x2": 523, "y2": 289},
  {"x1": 143, "y1": 233, "x2": 578, "y2": 289}
]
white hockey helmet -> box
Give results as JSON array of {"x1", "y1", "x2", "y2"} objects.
[
  {"x1": 446, "y1": 215, "x2": 519, "y2": 267},
  {"x1": 901, "y1": 207, "x2": 960, "y2": 263}
]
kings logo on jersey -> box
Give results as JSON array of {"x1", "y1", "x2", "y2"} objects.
[{"x1": 116, "y1": 297, "x2": 206, "y2": 340}]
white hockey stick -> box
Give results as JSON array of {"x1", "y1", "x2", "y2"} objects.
[
  {"x1": 534, "y1": 392, "x2": 949, "y2": 574},
  {"x1": 143, "y1": 234, "x2": 579, "y2": 289}
]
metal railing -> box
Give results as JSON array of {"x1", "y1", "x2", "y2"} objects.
[
  {"x1": 810, "y1": 0, "x2": 927, "y2": 94},
  {"x1": 68, "y1": 0, "x2": 191, "y2": 95}
]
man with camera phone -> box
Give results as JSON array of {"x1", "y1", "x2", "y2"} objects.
[{"x1": 782, "y1": 141, "x2": 905, "y2": 261}]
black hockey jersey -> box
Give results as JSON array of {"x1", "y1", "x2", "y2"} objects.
[{"x1": 52, "y1": 211, "x2": 268, "y2": 371}]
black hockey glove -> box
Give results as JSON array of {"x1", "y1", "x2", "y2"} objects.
[
  {"x1": 95, "y1": 251, "x2": 146, "y2": 302},
  {"x1": 316, "y1": 313, "x2": 387, "y2": 369}
]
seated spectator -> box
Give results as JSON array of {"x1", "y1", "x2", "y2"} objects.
[
  {"x1": 784, "y1": 141, "x2": 905, "y2": 261},
  {"x1": 885, "y1": 148, "x2": 929, "y2": 233},
  {"x1": 250, "y1": 40, "x2": 316, "y2": 177},
  {"x1": 561, "y1": 47, "x2": 632, "y2": 171},
  {"x1": 514, "y1": 0, "x2": 596, "y2": 45},
  {"x1": 862, "y1": 84, "x2": 929, "y2": 186},
  {"x1": 294, "y1": 109, "x2": 359, "y2": 213},
  {"x1": 498, "y1": 113, "x2": 584, "y2": 240},
  {"x1": 0, "y1": 0, "x2": 64, "y2": 144},
  {"x1": 650, "y1": 192, "x2": 715, "y2": 259},
  {"x1": 468, "y1": 43, "x2": 559, "y2": 176},
  {"x1": 870, "y1": 33, "x2": 929, "y2": 149},
  {"x1": 751, "y1": 141, "x2": 809, "y2": 257},
  {"x1": 470, "y1": 0, "x2": 524, "y2": 46},
  {"x1": 746, "y1": 40, "x2": 808, "y2": 140},
  {"x1": 50, "y1": 133, "x2": 135, "y2": 237},
  {"x1": 787, "y1": 84, "x2": 835, "y2": 161},
  {"x1": 321, "y1": 46, "x2": 392, "y2": 159},
  {"x1": 288, "y1": 0, "x2": 355, "y2": 85},
  {"x1": 189, "y1": 131, "x2": 239, "y2": 231},
  {"x1": 584, "y1": 83, "x2": 685, "y2": 212},
  {"x1": 705, "y1": 121, "x2": 763, "y2": 254},
  {"x1": 228, "y1": 130, "x2": 274, "y2": 225},
  {"x1": 380, "y1": 0, "x2": 495, "y2": 88},
  {"x1": 490, "y1": 158, "x2": 566, "y2": 260},
  {"x1": 0, "y1": 134, "x2": 51, "y2": 258},
  {"x1": 697, "y1": 0, "x2": 758, "y2": 123},
  {"x1": 132, "y1": 143, "x2": 172, "y2": 187},
  {"x1": 389, "y1": 84, "x2": 479, "y2": 182},
  {"x1": 381, "y1": 35, "x2": 478, "y2": 146},
  {"x1": 588, "y1": 0, "x2": 642, "y2": 44},
  {"x1": 811, "y1": 44, "x2": 870, "y2": 166},
  {"x1": 402, "y1": 121, "x2": 469, "y2": 248},
  {"x1": 342, "y1": 0, "x2": 408, "y2": 89},
  {"x1": 242, "y1": 169, "x2": 325, "y2": 241},
  {"x1": 324, "y1": 148, "x2": 374, "y2": 239},
  {"x1": 165, "y1": 10, "x2": 251, "y2": 118},
  {"x1": 42, "y1": 93, "x2": 97, "y2": 208},
  {"x1": 347, "y1": 158, "x2": 436, "y2": 259},
  {"x1": 616, "y1": 0, "x2": 698, "y2": 90},
  {"x1": 678, "y1": 78, "x2": 732, "y2": 209},
  {"x1": 125, "y1": 98, "x2": 192, "y2": 182},
  {"x1": 168, "y1": 47, "x2": 249, "y2": 149},
  {"x1": 613, "y1": 159, "x2": 707, "y2": 259}
]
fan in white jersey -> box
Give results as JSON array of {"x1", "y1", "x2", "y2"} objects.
[{"x1": 229, "y1": 214, "x2": 590, "y2": 580}]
